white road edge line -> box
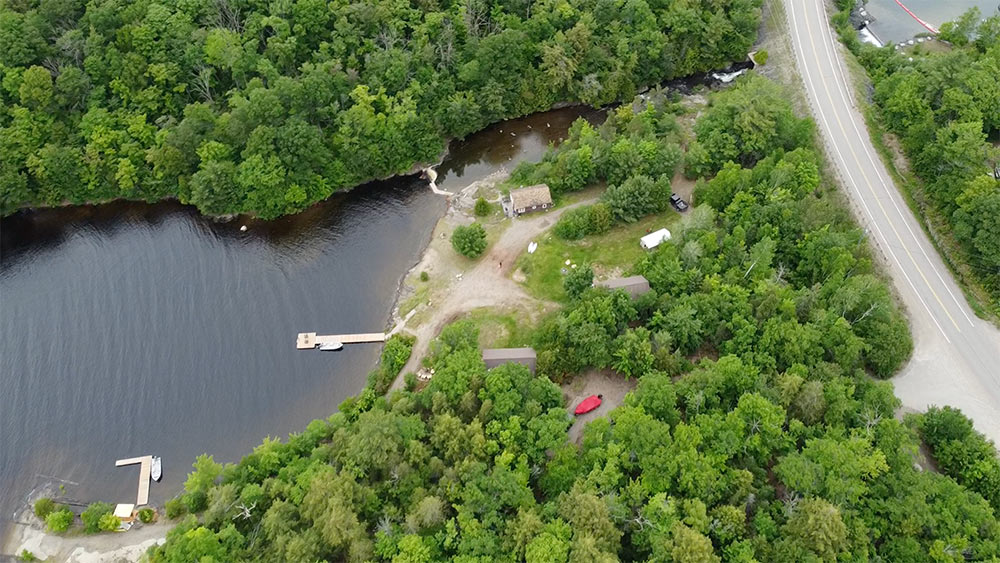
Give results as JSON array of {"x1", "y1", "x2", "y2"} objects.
[
  {"x1": 813, "y1": 1, "x2": 976, "y2": 327},
  {"x1": 787, "y1": 0, "x2": 951, "y2": 342}
]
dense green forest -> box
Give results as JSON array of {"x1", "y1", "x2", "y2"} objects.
[
  {"x1": 835, "y1": 8, "x2": 1000, "y2": 312},
  {"x1": 0, "y1": 0, "x2": 761, "y2": 219},
  {"x1": 147, "y1": 76, "x2": 1000, "y2": 562}
]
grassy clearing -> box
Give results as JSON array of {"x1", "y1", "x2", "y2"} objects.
[
  {"x1": 516, "y1": 210, "x2": 679, "y2": 302},
  {"x1": 461, "y1": 308, "x2": 540, "y2": 349}
]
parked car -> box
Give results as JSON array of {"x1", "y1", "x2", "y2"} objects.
[{"x1": 670, "y1": 193, "x2": 689, "y2": 211}]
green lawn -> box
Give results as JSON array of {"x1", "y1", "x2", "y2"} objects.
[
  {"x1": 517, "y1": 210, "x2": 679, "y2": 302},
  {"x1": 462, "y1": 308, "x2": 539, "y2": 349}
]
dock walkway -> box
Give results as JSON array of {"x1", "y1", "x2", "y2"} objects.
[
  {"x1": 115, "y1": 456, "x2": 152, "y2": 506},
  {"x1": 296, "y1": 332, "x2": 385, "y2": 349}
]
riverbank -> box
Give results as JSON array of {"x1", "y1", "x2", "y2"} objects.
[{"x1": 3, "y1": 507, "x2": 169, "y2": 563}]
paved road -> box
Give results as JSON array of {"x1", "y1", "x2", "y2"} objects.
[{"x1": 785, "y1": 0, "x2": 1000, "y2": 442}]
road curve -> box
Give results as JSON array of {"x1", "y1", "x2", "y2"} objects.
[{"x1": 785, "y1": 0, "x2": 1000, "y2": 442}]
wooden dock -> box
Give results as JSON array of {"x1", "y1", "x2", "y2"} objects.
[
  {"x1": 296, "y1": 332, "x2": 386, "y2": 349},
  {"x1": 115, "y1": 456, "x2": 152, "y2": 506}
]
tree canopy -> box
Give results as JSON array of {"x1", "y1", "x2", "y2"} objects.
[
  {"x1": 0, "y1": 0, "x2": 763, "y2": 218},
  {"x1": 843, "y1": 10, "x2": 1000, "y2": 313},
  {"x1": 149, "y1": 77, "x2": 999, "y2": 562}
]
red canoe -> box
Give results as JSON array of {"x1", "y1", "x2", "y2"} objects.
[{"x1": 574, "y1": 395, "x2": 603, "y2": 415}]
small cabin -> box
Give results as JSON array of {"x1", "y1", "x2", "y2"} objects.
[
  {"x1": 504, "y1": 185, "x2": 553, "y2": 217},
  {"x1": 596, "y1": 275, "x2": 651, "y2": 299},
  {"x1": 640, "y1": 228, "x2": 671, "y2": 249},
  {"x1": 482, "y1": 347, "x2": 537, "y2": 373}
]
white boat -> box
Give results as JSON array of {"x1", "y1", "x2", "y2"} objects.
[
  {"x1": 151, "y1": 456, "x2": 162, "y2": 482},
  {"x1": 318, "y1": 342, "x2": 343, "y2": 351},
  {"x1": 527, "y1": 241, "x2": 538, "y2": 254}
]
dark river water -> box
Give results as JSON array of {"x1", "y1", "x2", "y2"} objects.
[{"x1": 0, "y1": 106, "x2": 603, "y2": 541}]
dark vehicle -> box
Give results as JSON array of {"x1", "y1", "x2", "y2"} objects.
[{"x1": 670, "y1": 193, "x2": 689, "y2": 211}]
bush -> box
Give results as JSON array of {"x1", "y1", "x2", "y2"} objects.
[
  {"x1": 138, "y1": 507, "x2": 155, "y2": 523},
  {"x1": 588, "y1": 203, "x2": 613, "y2": 235},
  {"x1": 19, "y1": 549, "x2": 38, "y2": 562},
  {"x1": 563, "y1": 265, "x2": 594, "y2": 299},
  {"x1": 919, "y1": 407, "x2": 1000, "y2": 512},
  {"x1": 99, "y1": 512, "x2": 121, "y2": 532},
  {"x1": 184, "y1": 490, "x2": 208, "y2": 513},
  {"x1": 33, "y1": 497, "x2": 56, "y2": 520},
  {"x1": 404, "y1": 372, "x2": 418, "y2": 391},
  {"x1": 451, "y1": 223, "x2": 488, "y2": 258},
  {"x1": 419, "y1": 271, "x2": 429, "y2": 282},
  {"x1": 46, "y1": 508, "x2": 73, "y2": 533},
  {"x1": 368, "y1": 334, "x2": 416, "y2": 394},
  {"x1": 602, "y1": 175, "x2": 671, "y2": 223},
  {"x1": 754, "y1": 49, "x2": 768, "y2": 65},
  {"x1": 553, "y1": 204, "x2": 614, "y2": 241},
  {"x1": 165, "y1": 497, "x2": 186, "y2": 519},
  {"x1": 474, "y1": 197, "x2": 492, "y2": 216},
  {"x1": 81, "y1": 502, "x2": 113, "y2": 534},
  {"x1": 553, "y1": 206, "x2": 594, "y2": 240}
]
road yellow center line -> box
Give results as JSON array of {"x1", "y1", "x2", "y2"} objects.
[{"x1": 798, "y1": 0, "x2": 961, "y2": 332}]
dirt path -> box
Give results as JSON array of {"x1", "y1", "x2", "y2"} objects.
[{"x1": 390, "y1": 194, "x2": 598, "y2": 390}]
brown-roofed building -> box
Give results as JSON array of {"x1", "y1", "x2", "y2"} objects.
[
  {"x1": 596, "y1": 275, "x2": 652, "y2": 299},
  {"x1": 504, "y1": 185, "x2": 553, "y2": 217},
  {"x1": 482, "y1": 347, "x2": 537, "y2": 372}
]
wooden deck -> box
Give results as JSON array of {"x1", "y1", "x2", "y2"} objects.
[
  {"x1": 296, "y1": 332, "x2": 386, "y2": 349},
  {"x1": 115, "y1": 455, "x2": 152, "y2": 506}
]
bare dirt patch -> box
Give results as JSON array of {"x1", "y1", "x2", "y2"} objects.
[
  {"x1": 388, "y1": 177, "x2": 599, "y2": 389},
  {"x1": 562, "y1": 370, "x2": 637, "y2": 444}
]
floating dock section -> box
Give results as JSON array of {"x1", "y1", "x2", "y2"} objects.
[
  {"x1": 296, "y1": 332, "x2": 386, "y2": 349},
  {"x1": 115, "y1": 456, "x2": 152, "y2": 506}
]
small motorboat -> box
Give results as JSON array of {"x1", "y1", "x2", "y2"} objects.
[
  {"x1": 151, "y1": 456, "x2": 162, "y2": 482},
  {"x1": 528, "y1": 241, "x2": 538, "y2": 254},
  {"x1": 318, "y1": 342, "x2": 343, "y2": 351},
  {"x1": 574, "y1": 394, "x2": 603, "y2": 415}
]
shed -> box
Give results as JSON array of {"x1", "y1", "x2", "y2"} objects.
[
  {"x1": 506, "y1": 185, "x2": 553, "y2": 217},
  {"x1": 114, "y1": 503, "x2": 135, "y2": 523},
  {"x1": 482, "y1": 347, "x2": 537, "y2": 373},
  {"x1": 640, "y1": 228, "x2": 671, "y2": 249},
  {"x1": 596, "y1": 275, "x2": 651, "y2": 299}
]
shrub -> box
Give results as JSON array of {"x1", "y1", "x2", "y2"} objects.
[
  {"x1": 602, "y1": 175, "x2": 671, "y2": 223},
  {"x1": 165, "y1": 497, "x2": 186, "y2": 519},
  {"x1": 754, "y1": 49, "x2": 768, "y2": 65},
  {"x1": 33, "y1": 497, "x2": 56, "y2": 520},
  {"x1": 588, "y1": 203, "x2": 613, "y2": 235},
  {"x1": 553, "y1": 206, "x2": 594, "y2": 240},
  {"x1": 81, "y1": 502, "x2": 113, "y2": 534},
  {"x1": 19, "y1": 549, "x2": 38, "y2": 562},
  {"x1": 451, "y1": 223, "x2": 488, "y2": 258},
  {"x1": 46, "y1": 508, "x2": 73, "y2": 533},
  {"x1": 419, "y1": 271, "x2": 429, "y2": 282},
  {"x1": 184, "y1": 490, "x2": 208, "y2": 513},
  {"x1": 404, "y1": 372, "x2": 418, "y2": 391},
  {"x1": 99, "y1": 512, "x2": 121, "y2": 532},
  {"x1": 474, "y1": 197, "x2": 492, "y2": 216},
  {"x1": 138, "y1": 507, "x2": 155, "y2": 523},
  {"x1": 368, "y1": 334, "x2": 416, "y2": 394},
  {"x1": 563, "y1": 264, "x2": 594, "y2": 299},
  {"x1": 919, "y1": 406, "x2": 1000, "y2": 512}
]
